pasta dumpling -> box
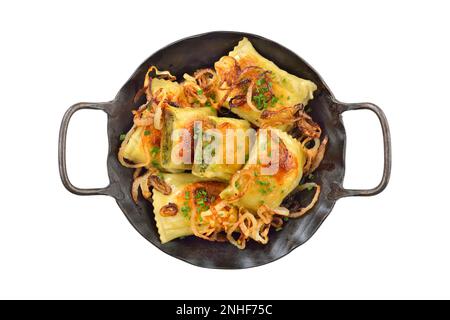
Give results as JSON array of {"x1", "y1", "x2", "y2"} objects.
[
  {"x1": 215, "y1": 37, "x2": 317, "y2": 131},
  {"x1": 220, "y1": 128, "x2": 305, "y2": 212},
  {"x1": 160, "y1": 106, "x2": 217, "y2": 171},
  {"x1": 153, "y1": 173, "x2": 227, "y2": 243},
  {"x1": 192, "y1": 116, "x2": 251, "y2": 181}
]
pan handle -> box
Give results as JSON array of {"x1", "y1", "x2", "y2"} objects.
[
  {"x1": 58, "y1": 102, "x2": 122, "y2": 198},
  {"x1": 331, "y1": 102, "x2": 392, "y2": 199}
]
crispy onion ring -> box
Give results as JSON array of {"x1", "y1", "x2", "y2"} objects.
[
  {"x1": 194, "y1": 68, "x2": 218, "y2": 92},
  {"x1": 271, "y1": 216, "x2": 284, "y2": 229},
  {"x1": 310, "y1": 136, "x2": 328, "y2": 173},
  {"x1": 160, "y1": 203, "x2": 178, "y2": 217},
  {"x1": 149, "y1": 175, "x2": 172, "y2": 195},
  {"x1": 256, "y1": 205, "x2": 273, "y2": 224},
  {"x1": 251, "y1": 220, "x2": 271, "y2": 244},
  {"x1": 215, "y1": 56, "x2": 240, "y2": 87},
  {"x1": 182, "y1": 79, "x2": 207, "y2": 105},
  {"x1": 131, "y1": 170, "x2": 154, "y2": 203},
  {"x1": 133, "y1": 107, "x2": 155, "y2": 127},
  {"x1": 147, "y1": 66, "x2": 176, "y2": 81},
  {"x1": 229, "y1": 94, "x2": 246, "y2": 108},
  {"x1": 223, "y1": 171, "x2": 253, "y2": 202},
  {"x1": 289, "y1": 183, "x2": 321, "y2": 218},
  {"x1": 260, "y1": 104, "x2": 302, "y2": 128},
  {"x1": 301, "y1": 138, "x2": 320, "y2": 175},
  {"x1": 297, "y1": 110, "x2": 322, "y2": 139}
]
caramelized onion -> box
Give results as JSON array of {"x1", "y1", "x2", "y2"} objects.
[
  {"x1": 160, "y1": 203, "x2": 178, "y2": 217},
  {"x1": 297, "y1": 110, "x2": 322, "y2": 139},
  {"x1": 229, "y1": 95, "x2": 246, "y2": 108},
  {"x1": 310, "y1": 136, "x2": 328, "y2": 173},
  {"x1": 271, "y1": 216, "x2": 283, "y2": 229},
  {"x1": 214, "y1": 56, "x2": 240, "y2": 87},
  {"x1": 246, "y1": 81, "x2": 260, "y2": 112},
  {"x1": 147, "y1": 66, "x2": 176, "y2": 81},
  {"x1": 194, "y1": 68, "x2": 217, "y2": 92},
  {"x1": 273, "y1": 207, "x2": 290, "y2": 216},
  {"x1": 149, "y1": 175, "x2": 172, "y2": 195},
  {"x1": 289, "y1": 183, "x2": 321, "y2": 218}
]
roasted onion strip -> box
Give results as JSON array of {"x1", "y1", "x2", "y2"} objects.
[
  {"x1": 289, "y1": 183, "x2": 321, "y2": 218},
  {"x1": 194, "y1": 68, "x2": 218, "y2": 92},
  {"x1": 297, "y1": 109, "x2": 322, "y2": 139},
  {"x1": 160, "y1": 203, "x2": 178, "y2": 217}
]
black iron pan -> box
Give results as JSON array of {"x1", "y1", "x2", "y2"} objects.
[{"x1": 58, "y1": 31, "x2": 391, "y2": 269}]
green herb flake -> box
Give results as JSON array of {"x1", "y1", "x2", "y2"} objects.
[
  {"x1": 256, "y1": 180, "x2": 270, "y2": 186},
  {"x1": 197, "y1": 89, "x2": 203, "y2": 95},
  {"x1": 144, "y1": 130, "x2": 151, "y2": 136},
  {"x1": 283, "y1": 217, "x2": 289, "y2": 222},
  {"x1": 181, "y1": 205, "x2": 190, "y2": 218},
  {"x1": 205, "y1": 101, "x2": 211, "y2": 107},
  {"x1": 271, "y1": 96, "x2": 279, "y2": 106},
  {"x1": 119, "y1": 133, "x2": 126, "y2": 141},
  {"x1": 256, "y1": 78, "x2": 265, "y2": 86},
  {"x1": 151, "y1": 160, "x2": 160, "y2": 168},
  {"x1": 150, "y1": 146, "x2": 160, "y2": 156},
  {"x1": 184, "y1": 191, "x2": 190, "y2": 200}
]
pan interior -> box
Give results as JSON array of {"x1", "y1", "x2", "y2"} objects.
[{"x1": 106, "y1": 32, "x2": 345, "y2": 269}]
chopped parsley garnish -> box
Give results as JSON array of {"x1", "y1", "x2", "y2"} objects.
[
  {"x1": 150, "y1": 146, "x2": 160, "y2": 156},
  {"x1": 283, "y1": 217, "x2": 289, "y2": 222},
  {"x1": 205, "y1": 101, "x2": 212, "y2": 107},
  {"x1": 119, "y1": 133, "x2": 126, "y2": 141},
  {"x1": 256, "y1": 179, "x2": 270, "y2": 186},
  {"x1": 308, "y1": 173, "x2": 314, "y2": 180},
  {"x1": 271, "y1": 96, "x2": 279, "y2": 106},
  {"x1": 184, "y1": 191, "x2": 190, "y2": 200},
  {"x1": 144, "y1": 130, "x2": 151, "y2": 136},
  {"x1": 181, "y1": 204, "x2": 190, "y2": 218},
  {"x1": 197, "y1": 89, "x2": 203, "y2": 95},
  {"x1": 151, "y1": 160, "x2": 160, "y2": 168},
  {"x1": 194, "y1": 189, "x2": 210, "y2": 213},
  {"x1": 257, "y1": 180, "x2": 272, "y2": 194},
  {"x1": 252, "y1": 93, "x2": 268, "y2": 110},
  {"x1": 209, "y1": 93, "x2": 216, "y2": 102}
]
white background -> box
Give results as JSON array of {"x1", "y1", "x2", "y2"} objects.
[{"x1": 0, "y1": 0, "x2": 449, "y2": 299}]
